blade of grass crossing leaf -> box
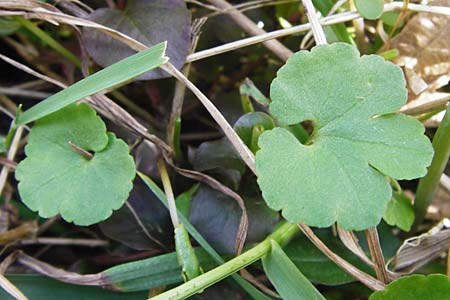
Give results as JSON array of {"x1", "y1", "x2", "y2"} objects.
[
  {"x1": 137, "y1": 172, "x2": 271, "y2": 300},
  {"x1": 262, "y1": 240, "x2": 326, "y2": 300},
  {"x1": 16, "y1": 42, "x2": 168, "y2": 125}
]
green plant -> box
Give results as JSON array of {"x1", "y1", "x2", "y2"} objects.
[{"x1": 1, "y1": 1, "x2": 449, "y2": 299}]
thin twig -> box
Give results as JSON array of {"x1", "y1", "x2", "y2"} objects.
[
  {"x1": 207, "y1": 0, "x2": 293, "y2": 61},
  {"x1": 365, "y1": 227, "x2": 390, "y2": 283},
  {"x1": 298, "y1": 224, "x2": 386, "y2": 291},
  {"x1": 0, "y1": 126, "x2": 23, "y2": 198},
  {"x1": 16, "y1": 237, "x2": 109, "y2": 247}
]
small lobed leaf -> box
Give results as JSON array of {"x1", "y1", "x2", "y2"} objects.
[
  {"x1": 383, "y1": 191, "x2": 414, "y2": 231},
  {"x1": 256, "y1": 43, "x2": 434, "y2": 230},
  {"x1": 83, "y1": 0, "x2": 190, "y2": 80},
  {"x1": 16, "y1": 103, "x2": 136, "y2": 226},
  {"x1": 354, "y1": 0, "x2": 384, "y2": 20},
  {"x1": 369, "y1": 274, "x2": 450, "y2": 300}
]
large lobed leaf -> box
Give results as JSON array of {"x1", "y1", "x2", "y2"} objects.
[
  {"x1": 16, "y1": 103, "x2": 135, "y2": 225},
  {"x1": 256, "y1": 43, "x2": 433, "y2": 230}
]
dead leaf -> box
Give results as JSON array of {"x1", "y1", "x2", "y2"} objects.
[{"x1": 391, "y1": 0, "x2": 450, "y2": 95}]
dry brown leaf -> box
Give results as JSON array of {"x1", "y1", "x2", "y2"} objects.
[{"x1": 391, "y1": 0, "x2": 450, "y2": 95}]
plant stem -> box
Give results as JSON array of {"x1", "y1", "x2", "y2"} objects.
[
  {"x1": 15, "y1": 17, "x2": 81, "y2": 68},
  {"x1": 149, "y1": 222, "x2": 299, "y2": 300},
  {"x1": 414, "y1": 105, "x2": 450, "y2": 228},
  {"x1": 156, "y1": 159, "x2": 179, "y2": 227}
]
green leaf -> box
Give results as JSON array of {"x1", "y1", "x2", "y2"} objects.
[
  {"x1": 0, "y1": 17, "x2": 21, "y2": 36},
  {"x1": 83, "y1": 0, "x2": 190, "y2": 80},
  {"x1": 99, "y1": 177, "x2": 171, "y2": 250},
  {"x1": 2, "y1": 275, "x2": 147, "y2": 300},
  {"x1": 239, "y1": 79, "x2": 271, "y2": 106},
  {"x1": 190, "y1": 138, "x2": 245, "y2": 189},
  {"x1": 0, "y1": 135, "x2": 5, "y2": 154},
  {"x1": 234, "y1": 112, "x2": 275, "y2": 153},
  {"x1": 16, "y1": 42, "x2": 167, "y2": 125},
  {"x1": 383, "y1": 191, "x2": 414, "y2": 231},
  {"x1": 190, "y1": 184, "x2": 278, "y2": 254},
  {"x1": 354, "y1": 0, "x2": 384, "y2": 20},
  {"x1": 103, "y1": 248, "x2": 214, "y2": 292},
  {"x1": 138, "y1": 172, "x2": 272, "y2": 300},
  {"x1": 284, "y1": 229, "x2": 372, "y2": 285},
  {"x1": 369, "y1": 274, "x2": 450, "y2": 300},
  {"x1": 256, "y1": 43, "x2": 433, "y2": 230},
  {"x1": 262, "y1": 240, "x2": 326, "y2": 300},
  {"x1": 15, "y1": 103, "x2": 135, "y2": 225}
]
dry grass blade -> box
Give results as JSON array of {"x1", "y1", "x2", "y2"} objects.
[
  {"x1": 298, "y1": 224, "x2": 386, "y2": 291},
  {"x1": 16, "y1": 252, "x2": 105, "y2": 286},
  {"x1": 0, "y1": 221, "x2": 38, "y2": 245},
  {"x1": 207, "y1": 0, "x2": 293, "y2": 61},
  {"x1": 0, "y1": 0, "x2": 60, "y2": 12},
  {"x1": 302, "y1": 0, "x2": 327, "y2": 45},
  {"x1": 365, "y1": 228, "x2": 390, "y2": 283},
  {"x1": 337, "y1": 226, "x2": 373, "y2": 266},
  {"x1": 0, "y1": 273, "x2": 28, "y2": 300},
  {"x1": 0, "y1": 126, "x2": 24, "y2": 197},
  {"x1": 400, "y1": 92, "x2": 450, "y2": 115},
  {"x1": 337, "y1": 226, "x2": 400, "y2": 280}
]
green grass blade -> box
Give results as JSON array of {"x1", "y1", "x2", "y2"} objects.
[
  {"x1": 262, "y1": 240, "x2": 326, "y2": 300},
  {"x1": 3, "y1": 275, "x2": 147, "y2": 300},
  {"x1": 16, "y1": 42, "x2": 168, "y2": 125},
  {"x1": 414, "y1": 105, "x2": 450, "y2": 227},
  {"x1": 137, "y1": 172, "x2": 271, "y2": 300}
]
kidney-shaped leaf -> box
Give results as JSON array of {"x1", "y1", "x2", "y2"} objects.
[
  {"x1": 16, "y1": 103, "x2": 135, "y2": 225},
  {"x1": 83, "y1": 0, "x2": 190, "y2": 80},
  {"x1": 256, "y1": 43, "x2": 433, "y2": 230},
  {"x1": 369, "y1": 274, "x2": 450, "y2": 300}
]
